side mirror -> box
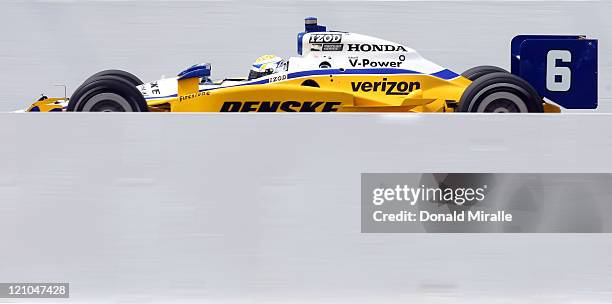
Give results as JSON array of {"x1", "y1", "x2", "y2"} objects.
[
  {"x1": 177, "y1": 63, "x2": 211, "y2": 96},
  {"x1": 178, "y1": 63, "x2": 211, "y2": 80}
]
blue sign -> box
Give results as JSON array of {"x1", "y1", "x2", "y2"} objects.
[{"x1": 511, "y1": 35, "x2": 598, "y2": 109}]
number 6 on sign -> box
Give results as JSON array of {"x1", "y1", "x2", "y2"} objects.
[
  {"x1": 546, "y1": 50, "x2": 571, "y2": 92},
  {"x1": 512, "y1": 35, "x2": 597, "y2": 109}
]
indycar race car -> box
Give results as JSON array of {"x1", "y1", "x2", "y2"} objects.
[{"x1": 25, "y1": 17, "x2": 598, "y2": 113}]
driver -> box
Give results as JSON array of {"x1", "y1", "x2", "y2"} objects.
[{"x1": 248, "y1": 54, "x2": 284, "y2": 80}]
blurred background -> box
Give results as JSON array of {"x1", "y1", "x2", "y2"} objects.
[
  {"x1": 1, "y1": 1, "x2": 612, "y2": 304},
  {"x1": 0, "y1": 0, "x2": 610, "y2": 112}
]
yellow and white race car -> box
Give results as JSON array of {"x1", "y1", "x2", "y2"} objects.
[{"x1": 26, "y1": 17, "x2": 598, "y2": 113}]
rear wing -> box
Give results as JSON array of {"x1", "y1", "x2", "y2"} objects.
[{"x1": 511, "y1": 35, "x2": 598, "y2": 109}]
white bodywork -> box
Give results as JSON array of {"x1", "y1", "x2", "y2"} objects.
[
  {"x1": 137, "y1": 31, "x2": 450, "y2": 101},
  {"x1": 292, "y1": 32, "x2": 445, "y2": 74}
]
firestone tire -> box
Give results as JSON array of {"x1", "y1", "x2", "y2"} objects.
[
  {"x1": 67, "y1": 75, "x2": 149, "y2": 112},
  {"x1": 461, "y1": 65, "x2": 508, "y2": 81},
  {"x1": 458, "y1": 72, "x2": 543, "y2": 113},
  {"x1": 84, "y1": 69, "x2": 144, "y2": 87}
]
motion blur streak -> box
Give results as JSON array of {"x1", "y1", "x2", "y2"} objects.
[
  {"x1": 1, "y1": 113, "x2": 612, "y2": 303},
  {"x1": 0, "y1": 0, "x2": 610, "y2": 112}
]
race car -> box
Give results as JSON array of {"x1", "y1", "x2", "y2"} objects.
[{"x1": 25, "y1": 17, "x2": 598, "y2": 113}]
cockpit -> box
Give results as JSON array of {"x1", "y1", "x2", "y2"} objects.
[{"x1": 248, "y1": 54, "x2": 287, "y2": 80}]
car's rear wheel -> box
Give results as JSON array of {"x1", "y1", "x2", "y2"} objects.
[
  {"x1": 461, "y1": 65, "x2": 508, "y2": 81},
  {"x1": 458, "y1": 72, "x2": 543, "y2": 113},
  {"x1": 67, "y1": 76, "x2": 149, "y2": 112}
]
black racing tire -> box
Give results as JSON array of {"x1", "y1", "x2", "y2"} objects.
[
  {"x1": 458, "y1": 72, "x2": 543, "y2": 113},
  {"x1": 461, "y1": 65, "x2": 508, "y2": 81},
  {"x1": 67, "y1": 75, "x2": 149, "y2": 112},
  {"x1": 84, "y1": 69, "x2": 144, "y2": 87}
]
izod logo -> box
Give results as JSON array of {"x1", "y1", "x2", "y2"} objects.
[{"x1": 309, "y1": 34, "x2": 342, "y2": 44}]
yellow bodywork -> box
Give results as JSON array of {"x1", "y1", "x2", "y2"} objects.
[
  {"x1": 27, "y1": 97, "x2": 65, "y2": 112},
  {"x1": 28, "y1": 73, "x2": 561, "y2": 113},
  {"x1": 150, "y1": 74, "x2": 473, "y2": 113}
]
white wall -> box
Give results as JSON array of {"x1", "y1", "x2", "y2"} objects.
[{"x1": 1, "y1": 113, "x2": 611, "y2": 303}]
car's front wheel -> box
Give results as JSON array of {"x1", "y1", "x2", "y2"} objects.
[
  {"x1": 84, "y1": 69, "x2": 144, "y2": 87},
  {"x1": 67, "y1": 76, "x2": 149, "y2": 112}
]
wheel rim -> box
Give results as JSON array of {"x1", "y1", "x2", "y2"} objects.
[
  {"x1": 91, "y1": 100, "x2": 126, "y2": 112},
  {"x1": 482, "y1": 99, "x2": 521, "y2": 113},
  {"x1": 81, "y1": 93, "x2": 132, "y2": 112},
  {"x1": 475, "y1": 91, "x2": 529, "y2": 113},
  {"x1": 468, "y1": 83, "x2": 531, "y2": 113}
]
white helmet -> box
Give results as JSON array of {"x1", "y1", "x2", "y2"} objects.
[{"x1": 249, "y1": 54, "x2": 284, "y2": 80}]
